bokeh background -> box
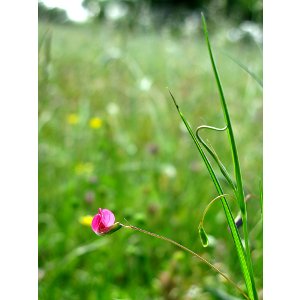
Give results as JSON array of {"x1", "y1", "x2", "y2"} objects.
[{"x1": 38, "y1": 0, "x2": 262, "y2": 299}]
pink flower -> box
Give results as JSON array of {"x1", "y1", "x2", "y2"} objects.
[{"x1": 91, "y1": 208, "x2": 116, "y2": 235}]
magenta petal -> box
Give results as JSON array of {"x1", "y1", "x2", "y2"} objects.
[
  {"x1": 91, "y1": 214, "x2": 101, "y2": 233},
  {"x1": 101, "y1": 209, "x2": 115, "y2": 227}
]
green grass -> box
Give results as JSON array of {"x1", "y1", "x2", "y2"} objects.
[{"x1": 39, "y1": 19, "x2": 262, "y2": 300}]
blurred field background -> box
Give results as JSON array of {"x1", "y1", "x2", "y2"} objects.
[{"x1": 38, "y1": 1, "x2": 262, "y2": 299}]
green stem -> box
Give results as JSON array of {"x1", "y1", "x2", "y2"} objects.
[{"x1": 121, "y1": 223, "x2": 250, "y2": 300}]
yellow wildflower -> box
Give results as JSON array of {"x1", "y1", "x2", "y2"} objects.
[
  {"x1": 67, "y1": 113, "x2": 79, "y2": 125},
  {"x1": 79, "y1": 215, "x2": 93, "y2": 226},
  {"x1": 75, "y1": 162, "x2": 94, "y2": 176},
  {"x1": 89, "y1": 117, "x2": 103, "y2": 129}
]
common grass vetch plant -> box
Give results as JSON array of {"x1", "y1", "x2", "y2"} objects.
[{"x1": 38, "y1": 11, "x2": 262, "y2": 299}]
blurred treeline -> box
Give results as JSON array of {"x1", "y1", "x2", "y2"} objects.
[
  {"x1": 39, "y1": 0, "x2": 262, "y2": 24},
  {"x1": 38, "y1": 2, "x2": 68, "y2": 23}
]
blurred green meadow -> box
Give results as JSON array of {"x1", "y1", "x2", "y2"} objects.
[{"x1": 38, "y1": 15, "x2": 262, "y2": 300}]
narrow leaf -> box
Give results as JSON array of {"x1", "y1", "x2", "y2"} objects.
[{"x1": 223, "y1": 52, "x2": 263, "y2": 88}]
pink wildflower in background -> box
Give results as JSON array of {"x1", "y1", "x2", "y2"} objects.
[{"x1": 91, "y1": 208, "x2": 115, "y2": 235}]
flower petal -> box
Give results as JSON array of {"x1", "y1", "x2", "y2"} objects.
[
  {"x1": 91, "y1": 214, "x2": 101, "y2": 233},
  {"x1": 101, "y1": 209, "x2": 115, "y2": 227}
]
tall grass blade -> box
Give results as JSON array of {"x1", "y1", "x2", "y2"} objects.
[
  {"x1": 38, "y1": 28, "x2": 50, "y2": 56},
  {"x1": 201, "y1": 13, "x2": 258, "y2": 300},
  {"x1": 44, "y1": 30, "x2": 52, "y2": 66},
  {"x1": 223, "y1": 52, "x2": 263, "y2": 88}
]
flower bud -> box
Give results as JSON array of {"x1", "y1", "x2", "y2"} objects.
[{"x1": 91, "y1": 208, "x2": 122, "y2": 235}]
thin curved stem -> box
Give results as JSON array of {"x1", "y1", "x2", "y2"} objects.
[
  {"x1": 120, "y1": 223, "x2": 250, "y2": 300},
  {"x1": 200, "y1": 194, "x2": 256, "y2": 231},
  {"x1": 199, "y1": 194, "x2": 232, "y2": 228}
]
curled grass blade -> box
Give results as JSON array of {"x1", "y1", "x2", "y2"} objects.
[{"x1": 196, "y1": 125, "x2": 236, "y2": 190}]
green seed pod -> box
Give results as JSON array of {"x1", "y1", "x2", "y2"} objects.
[{"x1": 199, "y1": 227, "x2": 209, "y2": 247}]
